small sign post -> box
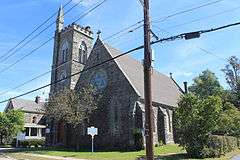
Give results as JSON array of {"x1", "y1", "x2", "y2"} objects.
[
  {"x1": 46, "y1": 128, "x2": 50, "y2": 134},
  {"x1": 87, "y1": 126, "x2": 98, "y2": 153}
]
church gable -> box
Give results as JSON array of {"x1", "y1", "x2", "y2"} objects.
[
  {"x1": 101, "y1": 44, "x2": 182, "y2": 107},
  {"x1": 75, "y1": 38, "x2": 139, "y2": 99},
  {"x1": 76, "y1": 38, "x2": 182, "y2": 108},
  {"x1": 74, "y1": 38, "x2": 140, "y2": 148}
]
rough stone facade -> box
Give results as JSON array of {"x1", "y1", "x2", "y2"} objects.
[
  {"x1": 48, "y1": 7, "x2": 181, "y2": 150},
  {"x1": 56, "y1": 39, "x2": 175, "y2": 149},
  {"x1": 49, "y1": 7, "x2": 94, "y2": 144},
  {"x1": 73, "y1": 39, "x2": 140, "y2": 149},
  {"x1": 50, "y1": 6, "x2": 93, "y2": 94},
  {"x1": 50, "y1": 24, "x2": 93, "y2": 93}
]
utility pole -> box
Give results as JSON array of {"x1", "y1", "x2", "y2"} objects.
[{"x1": 143, "y1": 0, "x2": 154, "y2": 160}]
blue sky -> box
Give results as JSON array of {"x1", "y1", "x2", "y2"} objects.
[{"x1": 0, "y1": 0, "x2": 239, "y2": 111}]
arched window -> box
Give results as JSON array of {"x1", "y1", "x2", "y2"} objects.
[
  {"x1": 79, "y1": 42, "x2": 87, "y2": 64},
  {"x1": 60, "y1": 41, "x2": 69, "y2": 63}
]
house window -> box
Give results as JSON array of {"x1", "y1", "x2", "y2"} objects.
[
  {"x1": 31, "y1": 128, "x2": 37, "y2": 136},
  {"x1": 32, "y1": 116, "x2": 37, "y2": 123},
  {"x1": 60, "y1": 41, "x2": 69, "y2": 63},
  {"x1": 25, "y1": 127, "x2": 29, "y2": 136},
  {"x1": 79, "y1": 41, "x2": 87, "y2": 64},
  {"x1": 41, "y1": 128, "x2": 46, "y2": 137}
]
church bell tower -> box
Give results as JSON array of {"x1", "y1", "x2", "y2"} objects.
[{"x1": 50, "y1": 6, "x2": 94, "y2": 94}]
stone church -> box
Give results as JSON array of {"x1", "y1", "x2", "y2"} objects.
[{"x1": 48, "y1": 6, "x2": 183, "y2": 150}]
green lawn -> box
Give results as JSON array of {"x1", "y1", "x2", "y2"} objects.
[
  {"x1": 6, "y1": 145, "x2": 240, "y2": 160},
  {"x1": 26, "y1": 144, "x2": 185, "y2": 160}
]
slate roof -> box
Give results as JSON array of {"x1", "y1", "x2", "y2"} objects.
[
  {"x1": 7, "y1": 99, "x2": 45, "y2": 113},
  {"x1": 102, "y1": 41, "x2": 183, "y2": 107}
]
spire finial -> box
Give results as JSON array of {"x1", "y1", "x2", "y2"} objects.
[
  {"x1": 56, "y1": 4, "x2": 64, "y2": 32},
  {"x1": 97, "y1": 30, "x2": 101, "y2": 38},
  {"x1": 170, "y1": 72, "x2": 173, "y2": 78}
]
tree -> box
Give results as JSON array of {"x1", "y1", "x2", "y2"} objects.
[
  {"x1": 45, "y1": 86, "x2": 98, "y2": 150},
  {"x1": 0, "y1": 110, "x2": 24, "y2": 144},
  {"x1": 222, "y1": 56, "x2": 240, "y2": 108},
  {"x1": 189, "y1": 70, "x2": 223, "y2": 98},
  {"x1": 175, "y1": 94, "x2": 222, "y2": 157},
  {"x1": 217, "y1": 103, "x2": 240, "y2": 137}
]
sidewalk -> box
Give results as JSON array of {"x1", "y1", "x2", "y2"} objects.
[{"x1": 21, "y1": 153, "x2": 88, "y2": 160}]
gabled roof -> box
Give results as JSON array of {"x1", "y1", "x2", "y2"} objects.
[
  {"x1": 6, "y1": 99, "x2": 45, "y2": 113},
  {"x1": 101, "y1": 40, "x2": 182, "y2": 107}
]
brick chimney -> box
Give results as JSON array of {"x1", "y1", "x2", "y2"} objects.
[
  {"x1": 183, "y1": 82, "x2": 188, "y2": 94},
  {"x1": 35, "y1": 96, "x2": 41, "y2": 103}
]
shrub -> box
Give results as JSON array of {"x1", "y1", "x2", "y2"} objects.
[
  {"x1": 133, "y1": 129, "x2": 144, "y2": 151},
  {"x1": 19, "y1": 139, "x2": 45, "y2": 148},
  {"x1": 11, "y1": 138, "x2": 17, "y2": 147},
  {"x1": 200, "y1": 135, "x2": 239, "y2": 158}
]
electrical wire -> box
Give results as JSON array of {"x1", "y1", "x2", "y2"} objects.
[
  {"x1": 166, "y1": 6, "x2": 240, "y2": 29},
  {"x1": 0, "y1": 43, "x2": 144, "y2": 104},
  {"x1": 1, "y1": 20, "x2": 240, "y2": 104},
  {"x1": 197, "y1": 47, "x2": 228, "y2": 62},
  {"x1": 0, "y1": 21, "x2": 142, "y2": 97},
  {"x1": 0, "y1": 0, "x2": 84, "y2": 63},
  {"x1": 0, "y1": 0, "x2": 73, "y2": 61},
  {"x1": 152, "y1": 0, "x2": 224, "y2": 23},
  {"x1": 0, "y1": 0, "x2": 107, "y2": 75}
]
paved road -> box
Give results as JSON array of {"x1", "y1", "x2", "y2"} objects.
[{"x1": 0, "y1": 154, "x2": 15, "y2": 160}]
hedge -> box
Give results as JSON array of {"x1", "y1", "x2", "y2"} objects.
[
  {"x1": 200, "y1": 135, "x2": 239, "y2": 158},
  {"x1": 19, "y1": 139, "x2": 45, "y2": 148}
]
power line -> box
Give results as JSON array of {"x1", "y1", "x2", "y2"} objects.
[
  {"x1": 101, "y1": 0, "x2": 225, "y2": 41},
  {"x1": 166, "y1": 6, "x2": 240, "y2": 29},
  {"x1": 105, "y1": 24, "x2": 143, "y2": 43},
  {"x1": 197, "y1": 47, "x2": 228, "y2": 62},
  {"x1": 152, "y1": 0, "x2": 224, "y2": 23},
  {"x1": 0, "y1": 0, "x2": 73, "y2": 61},
  {"x1": 151, "y1": 21, "x2": 240, "y2": 45},
  {"x1": 103, "y1": 20, "x2": 144, "y2": 41},
  {"x1": 0, "y1": 37, "x2": 53, "y2": 74},
  {"x1": 0, "y1": 0, "x2": 84, "y2": 63},
  {"x1": 0, "y1": 43, "x2": 144, "y2": 104},
  {"x1": 138, "y1": 0, "x2": 144, "y2": 7},
  {"x1": 0, "y1": 60, "x2": 71, "y2": 96},
  {"x1": 0, "y1": 21, "x2": 142, "y2": 97},
  {"x1": 1, "y1": 20, "x2": 240, "y2": 104},
  {"x1": 152, "y1": 24, "x2": 229, "y2": 63},
  {"x1": 0, "y1": 0, "x2": 107, "y2": 75}
]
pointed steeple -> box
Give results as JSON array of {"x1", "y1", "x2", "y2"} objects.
[{"x1": 56, "y1": 5, "x2": 64, "y2": 32}]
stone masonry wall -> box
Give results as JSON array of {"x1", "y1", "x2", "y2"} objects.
[{"x1": 74, "y1": 39, "x2": 140, "y2": 150}]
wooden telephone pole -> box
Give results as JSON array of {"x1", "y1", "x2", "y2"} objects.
[{"x1": 143, "y1": 0, "x2": 154, "y2": 159}]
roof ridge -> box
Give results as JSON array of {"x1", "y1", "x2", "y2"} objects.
[
  {"x1": 101, "y1": 41, "x2": 182, "y2": 107},
  {"x1": 103, "y1": 41, "x2": 174, "y2": 80}
]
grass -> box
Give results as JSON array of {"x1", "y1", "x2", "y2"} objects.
[
  {"x1": 5, "y1": 145, "x2": 240, "y2": 160},
  {"x1": 33, "y1": 144, "x2": 184, "y2": 160},
  {"x1": 7, "y1": 144, "x2": 185, "y2": 160}
]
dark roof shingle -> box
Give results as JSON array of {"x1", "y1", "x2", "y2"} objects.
[
  {"x1": 10, "y1": 99, "x2": 45, "y2": 113},
  {"x1": 103, "y1": 42, "x2": 182, "y2": 107}
]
